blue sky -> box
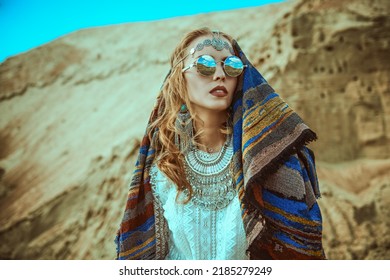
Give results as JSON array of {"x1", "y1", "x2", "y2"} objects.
[{"x1": 0, "y1": 0, "x2": 284, "y2": 63}]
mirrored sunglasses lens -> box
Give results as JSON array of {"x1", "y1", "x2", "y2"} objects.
[
  {"x1": 196, "y1": 55, "x2": 216, "y2": 76},
  {"x1": 224, "y1": 56, "x2": 244, "y2": 77}
]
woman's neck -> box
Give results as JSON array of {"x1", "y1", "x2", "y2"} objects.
[{"x1": 194, "y1": 109, "x2": 228, "y2": 152}]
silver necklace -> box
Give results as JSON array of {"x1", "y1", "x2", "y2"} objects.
[{"x1": 183, "y1": 135, "x2": 236, "y2": 210}]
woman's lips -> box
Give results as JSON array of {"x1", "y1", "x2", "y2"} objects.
[{"x1": 210, "y1": 86, "x2": 228, "y2": 97}]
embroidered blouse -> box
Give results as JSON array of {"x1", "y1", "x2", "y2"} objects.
[{"x1": 150, "y1": 163, "x2": 248, "y2": 260}]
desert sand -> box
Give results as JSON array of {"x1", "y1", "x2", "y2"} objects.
[{"x1": 0, "y1": 0, "x2": 389, "y2": 259}]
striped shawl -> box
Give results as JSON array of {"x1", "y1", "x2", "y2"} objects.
[{"x1": 115, "y1": 40, "x2": 326, "y2": 260}]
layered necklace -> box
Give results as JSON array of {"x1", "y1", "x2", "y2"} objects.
[{"x1": 183, "y1": 135, "x2": 236, "y2": 210}]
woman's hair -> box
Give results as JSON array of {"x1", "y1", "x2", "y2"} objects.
[{"x1": 148, "y1": 27, "x2": 236, "y2": 202}]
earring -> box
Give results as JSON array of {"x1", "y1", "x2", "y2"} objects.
[{"x1": 175, "y1": 104, "x2": 193, "y2": 154}]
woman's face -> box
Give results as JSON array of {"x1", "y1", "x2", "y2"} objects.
[{"x1": 183, "y1": 35, "x2": 238, "y2": 114}]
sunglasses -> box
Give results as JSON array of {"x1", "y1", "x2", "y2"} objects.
[{"x1": 182, "y1": 54, "x2": 246, "y2": 77}]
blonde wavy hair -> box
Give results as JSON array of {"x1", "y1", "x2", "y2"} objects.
[{"x1": 148, "y1": 27, "x2": 236, "y2": 202}]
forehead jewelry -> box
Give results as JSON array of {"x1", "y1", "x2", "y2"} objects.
[
  {"x1": 172, "y1": 31, "x2": 234, "y2": 69},
  {"x1": 191, "y1": 31, "x2": 234, "y2": 57}
]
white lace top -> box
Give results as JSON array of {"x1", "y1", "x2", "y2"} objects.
[{"x1": 150, "y1": 163, "x2": 248, "y2": 260}]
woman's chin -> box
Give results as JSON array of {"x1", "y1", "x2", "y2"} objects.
[{"x1": 201, "y1": 104, "x2": 230, "y2": 112}]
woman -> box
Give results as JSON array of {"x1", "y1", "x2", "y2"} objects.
[{"x1": 115, "y1": 28, "x2": 326, "y2": 260}]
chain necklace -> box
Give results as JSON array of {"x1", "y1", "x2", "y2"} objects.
[{"x1": 183, "y1": 135, "x2": 236, "y2": 210}]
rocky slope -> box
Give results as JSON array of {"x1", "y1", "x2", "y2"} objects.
[{"x1": 0, "y1": 0, "x2": 389, "y2": 259}]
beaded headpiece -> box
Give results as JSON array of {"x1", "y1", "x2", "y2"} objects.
[{"x1": 191, "y1": 30, "x2": 234, "y2": 56}]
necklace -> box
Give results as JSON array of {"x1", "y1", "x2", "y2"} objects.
[{"x1": 183, "y1": 135, "x2": 236, "y2": 210}]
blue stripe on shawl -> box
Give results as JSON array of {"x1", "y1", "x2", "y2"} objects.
[
  {"x1": 233, "y1": 98, "x2": 242, "y2": 111},
  {"x1": 133, "y1": 149, "x2": 154, "y2": 175},
  {"x1": 140, "y1": 146, "x2": 149, "y2": 154},
  {"x1": 284, "y1": 156, "x2": 301, "y2": 172},
  {"x1": 120, "y1": 216, "x2": 155, "y2": 242},
  {"x1": 263, "y1": 190, "x2": 322, "y2": 222},
  {"x1": 260, "y1": 92, "x2": 278, "y2": 106},
  {"x1": 242, "y1": 67, "x2": 266, "y2": 92},
  {"x1": 246, "y1": 100, "x2": 254, "y2": 109},
  {"x1": 236, "y1": 173, "x2": 244, "y2": 187},
  {"x1": 281, "y1": 104, "x2": 289, "y2": 112},
  {"x1": 134, "y1": 167, "x2": 143, "y2": 173},
  {"x1": 263, "y1": 207, "x2": 322, "y2": 233},
  {"x1": 301, "y1": 146, "x2": 314, "y2": 164},
  {"x1": 284, "y1": 156, "x2": 307, "y2": 181},
  {"x1": 301, "y1": 147, "x2": 319, "y2": 190},
  {"x1": 233, "y1": 119, "x2": 242, "y2": 153},
  {"x1": 274, "y1": 231, "x2": 312, "y2": 249},
  {"x1": 147, "y1": 149, "x2": 155, "y2": 157},
  {"x1": 301, "y1": 148, "x2": 315, "y2": 179},
  {"x1": 301, "y1": 165, "x2": 309, "y2": 182},
  {"x1": 118, "y1": 238, "x2": 156, "y2": 260}
]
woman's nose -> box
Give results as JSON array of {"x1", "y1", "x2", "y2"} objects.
[{"x1": 213, "y1": 63, "x2": 226, "y2": 80}]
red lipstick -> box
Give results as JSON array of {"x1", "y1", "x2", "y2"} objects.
[{"x1": 209, "y1": 85, "x2": 228, "y2": 97}]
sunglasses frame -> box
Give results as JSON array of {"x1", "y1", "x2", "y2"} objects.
[{"x1": 182, "y1": 54, "x2": 247, "y2": 77}]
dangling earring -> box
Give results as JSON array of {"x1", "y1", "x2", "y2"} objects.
[{"x1": 175, "y1": 104, "x2": 193, "y2": 154}]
